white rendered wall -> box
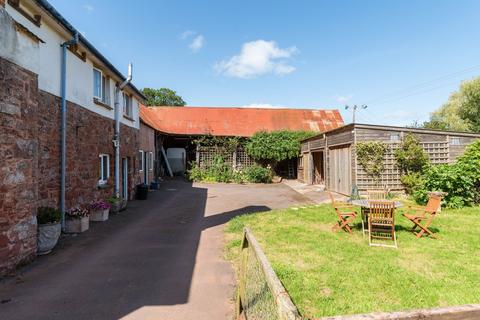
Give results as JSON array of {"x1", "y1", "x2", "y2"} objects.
[{"x1": 2, "y1": 4, "x2": 140, "y2": 129}]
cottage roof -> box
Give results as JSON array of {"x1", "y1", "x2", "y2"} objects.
[{"x1": 140, "y1": 105, "x2": 344, "y2": 137}]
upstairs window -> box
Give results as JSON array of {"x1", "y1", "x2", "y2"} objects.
[
  {"x1": 99, "y1": 154, "x2": 110, "y2": 185},
  {"x1": 93, "y1": 68, "x2": 103, "y2": 99},
  {"x1": 123, "y1": 93, "x2": 132, "y2": 117},
  {"x1": 93, "y1": 68, "x2": 110, "y2": 105}
]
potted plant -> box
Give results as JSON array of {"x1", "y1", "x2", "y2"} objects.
[
  {"x1": 37, "y1": 207, "x2": 62, "y2": 255},
  {"x1": 89, "y1": 200, "x2": 110, "y2": 222},
  {"x1": 108, "y1": 196, "x2": 122, "y2": 214},
  {"x1": 64, "y1": 207, "x2": 89, "y2": 233}
]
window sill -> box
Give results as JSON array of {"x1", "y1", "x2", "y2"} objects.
[
  {"x1": 93, "y1": 98, "x2": 113, "y2": 110},
  {"x1": 123, "y1": 114, "x2": 135, "y2": 122},
  {"x1": 97, "y1": 182, "x2": 110, "y2": 189}
]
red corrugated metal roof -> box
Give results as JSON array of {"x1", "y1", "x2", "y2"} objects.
[{"x1": 140, "y1": 105, "x2": 344, "y2": 137}]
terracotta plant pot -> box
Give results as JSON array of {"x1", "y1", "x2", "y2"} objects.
[
  {"x1": 65, "y1": 216, "x2": 89, "y2": 233},
  {"x1": 90, "y1": 209, "x2": 109, "y2": 222},
  {"x1": 37, "y1": 222, "x2": 61, "y2": 255}
]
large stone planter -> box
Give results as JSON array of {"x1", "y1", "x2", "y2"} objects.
[
  {"x1": 65, "y1": 216, "x2": 89, "y2": 233},
  {"x1": 90, "y1": 209, "x2": 109, "y2": 222},
  {"x1": 37, "y1": 222, "x2": 61, "y2": 255}
]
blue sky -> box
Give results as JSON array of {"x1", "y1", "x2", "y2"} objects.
[{"x1": 50, "y1": 0, "x2": 480, "y2": 125}]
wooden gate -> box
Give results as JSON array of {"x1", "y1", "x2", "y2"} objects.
[{"x1": 328, "y1": 145, "x2": 352, "y2": 195}]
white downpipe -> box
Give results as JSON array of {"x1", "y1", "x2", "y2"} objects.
[{"x1": 113, "y1": 63, "x2": 132, "y2": 199}]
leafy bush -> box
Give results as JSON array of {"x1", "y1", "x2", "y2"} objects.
[
  {"x1": 400, "y1": 173, "x2": 424, "y2": 195},
  {"x1": 394, "y1": 133, "x2": 430, "y2": 174},
  {"x1": 356, "y1": 141, "x2": 387, "y2": 182},
  {"x1": 37, "y1": 207, "x2": 61, "y2": 224},
  {"x1": 243, "y1": 165, "x2": 273, "y2": 183},
  {"x1": 414, "y1": 140, "x2": 480, "y2": 208},
  {"x1": 245, "y1": 130, "x2": 315, "y2": 164}
]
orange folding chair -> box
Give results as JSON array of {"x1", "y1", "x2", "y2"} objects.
[
  {"x1": 402, "y1": 195, "x2": 442, "y2": 239},
  {"x1": 329, "y1": 192, "x2": 357, "y2": 234}
]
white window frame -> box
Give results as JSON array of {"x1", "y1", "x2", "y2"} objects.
[
  {"x1": 123, "y1": 92, "x2": 132, "y2": 117},
  {"x1": 148, "y1": 152, "x2": 154, "y2": 171},
  {"x1": 102, "y1": 76, "x2": 110, "y2": 105},
  {"x1": 390, "y1": 133, "x2": 401, "y2": 142},
  {"x1": 99, "y1": 154, "x2": 110, "y2": 185},
  {"x1": 138, "y1": 150, "x2": 144, "y2": 172},
  {"x1": 93, "y1": 68, "x2": 103, "y2": 100},
  {"x1": 450, "y1": 137, "x2": 461, "y2": 146}
]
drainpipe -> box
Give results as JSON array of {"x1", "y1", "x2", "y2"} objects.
[
  {"x1": 113, "y1": 63, "x2": 133, "y2": 199},
  {"x1": 60, "y1": 33, "x2": 79, "y2": 231}
]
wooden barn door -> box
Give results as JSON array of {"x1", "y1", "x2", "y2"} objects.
[{"x1": 328, "y1": 146, "x2": 352, "y2": 195}]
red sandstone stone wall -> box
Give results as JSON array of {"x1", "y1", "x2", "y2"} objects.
[
  {"x1": 0, "y1": 57, "x2": 39, "y2": 274},
  {"x1": 0, "y1": 57, "x2": 141, "y2": 275}
]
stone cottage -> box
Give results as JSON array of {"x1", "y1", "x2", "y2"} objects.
[{"x1": 0, "y1": 0, "x2": 146, "y2": 275}]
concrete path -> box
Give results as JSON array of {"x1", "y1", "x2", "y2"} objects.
[{"x1": 0, "y1": 180, "x2": 311, "y2": 320}]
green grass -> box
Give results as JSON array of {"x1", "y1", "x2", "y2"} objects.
[{"x1": 225, "y1": 204, "x2": 480, "y2": 318}]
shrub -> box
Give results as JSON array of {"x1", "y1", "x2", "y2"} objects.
[
  {"x1": 243, "y1": 165, "x2": 273, "y2": 183},
  {"x1": 394, "y1": 133, "x2": 430, "y2": 174},
  {"x1": 413, "y1": 140, "x2": 480, "y2": 208},
  {"x1": 400, "y1": 172, "x2": 424, "y2": 195},
  {"x1": 356, "y1": 141, "x2": 387, "y2": 182},
  {"x1": 37, "y1": 207, "x2": 61, "y2": 224}
]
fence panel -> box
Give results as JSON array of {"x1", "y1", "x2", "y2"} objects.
[{"x1": 237, "y1": 228, "x2": 302, "y2": 320}]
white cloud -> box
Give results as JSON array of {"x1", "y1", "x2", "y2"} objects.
[
  {"x1": 336, "y1": 95, "x2": 352, "y2": 104},
  {"x1": 83, "y1": 4, "x2": 94, "y2": 12},
  {"x1": 240, "y1": 103, "x2": 288, "y2": 109},
  {"x1": 181, "y1": 30, "x2": 196, "y2": 39},
  {"x1": 189, "y1": 35, "x2": 204, "y2": 52},
  {"x1": 215, "y1": 40, "x2": 298, "y2": 79}
]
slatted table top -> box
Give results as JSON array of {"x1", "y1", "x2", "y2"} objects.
[{"x1": 350, "y1": 199, "x2": 403, "y2": 208}]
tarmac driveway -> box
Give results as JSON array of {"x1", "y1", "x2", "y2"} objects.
[{"x1": 0, "y1": 180, "x2": 311, "y2": 320}]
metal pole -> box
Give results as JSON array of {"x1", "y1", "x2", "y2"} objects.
[{"x1": 60, "y1": 43, "x2": 67, "y2": 231}]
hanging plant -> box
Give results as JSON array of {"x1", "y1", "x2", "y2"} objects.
[{"x1": 356, "y1": 141, "x2": 387, "y2": 182}]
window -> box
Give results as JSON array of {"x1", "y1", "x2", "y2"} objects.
[
  {"x1": 102, "y1": 76, "x2": 110, "y2": 105},
  {"x1": 93, "y1": 68, "x2": 110, "y2": 105},
  {"x1": 93, "y1": 68, "x2": 102, "y2": 99},
  {"x1": 138, "y1": 150, "x2": 144, "y2": 172},
  {"x1": 99, "y1": 154, "x2": 110, "y2": 185},
  {"x1": 123, "y1": 93, "x2": 132, "y2": 117},
  {"x1": 390, "y1": 133, "x2": 401, "y2": 142},
  {"x1": 148, "y1": 152, "x2": 154, "y2": 171},
  {"x1": 450, "y1": 137, "x2": 461, "y2": 146}
]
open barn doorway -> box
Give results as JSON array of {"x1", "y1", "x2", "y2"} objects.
[{"x1": 312, "y1": 151, "x2": 324, "y2": 185}]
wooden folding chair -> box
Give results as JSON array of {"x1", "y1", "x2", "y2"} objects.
[
  {"x1": 329, "y1": 192, "x2": 357, "y2": 234},
  {"x1": 402, "y1": 195, "x2": 442, "y2": 239},
  {"x1": 368, "y1": 200, "x2": 397, "y2": 248},
  {"x1": 367, "y1": 190, "x2": 387, "y2": 200}
]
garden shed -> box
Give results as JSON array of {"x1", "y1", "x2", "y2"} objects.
[
  {"x1": 140, "y1": 105, "x2": 344, "y2": 177},
  {"x1": 299, "y1": 123, "x2": 480, "y2": 194}
]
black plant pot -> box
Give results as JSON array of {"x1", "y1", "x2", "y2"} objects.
[{"x1": 136, "y1": 184, "x2": 149, "y2": 200}]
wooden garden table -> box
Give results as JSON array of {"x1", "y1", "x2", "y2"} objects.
[{"x1": 349, "y1": 199, "x2": 403, "y2": 233}]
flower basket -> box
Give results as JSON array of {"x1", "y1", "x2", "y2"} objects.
[
  {"x1": 65, "y1": 207, "x2": 89, "y2": 233},
  {"x1": 89, "y1": 200, "x2": 111, "y2": 222}
]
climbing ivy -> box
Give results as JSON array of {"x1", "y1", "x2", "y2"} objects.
[{"x1": 356, "y1": 141, "x2": 387, "y2": 182}]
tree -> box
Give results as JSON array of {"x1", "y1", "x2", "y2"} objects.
[
  {"x1": 142, "y1": 88, "x2": 186, "y2": 106},
  {"x1": 423, "y1": 77, "x2": 480, "y2": 132}
]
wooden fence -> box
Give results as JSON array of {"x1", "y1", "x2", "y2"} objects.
[
  {"x1": 197, "y1": 146, "x2": 256, "y2": 170},
  {"x1": 237, "y1": 228, "x2": 302, "y2": 320}
]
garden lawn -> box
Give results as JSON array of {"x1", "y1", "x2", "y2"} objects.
[{"x1": 225, "y1": 204, "x2": 480, "y2": 318}]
